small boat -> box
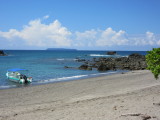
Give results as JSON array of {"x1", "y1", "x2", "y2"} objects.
[{"x1": 6, "y1": 68, "x2": 32, "y2": 84}]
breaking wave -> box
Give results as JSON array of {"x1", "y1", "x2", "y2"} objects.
[
  {"x1": 89, "y1": 54, "x2": 111, "y2": 57},
  {"x1": 0, "y1": 85, "x2": 17, "y2": 89},
  {"x1": 37, "y1": 71, "x2": 118, "y2": 84}
]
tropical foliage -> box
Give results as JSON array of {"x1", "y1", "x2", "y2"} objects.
[{"x1": 146, "y1": 48, "x2": 160, "y2": 79}]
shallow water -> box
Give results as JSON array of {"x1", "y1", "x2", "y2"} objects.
[{"x1": 0, "y1": 50, "x2": 146, "y2": 88}]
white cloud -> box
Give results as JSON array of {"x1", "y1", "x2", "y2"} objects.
[
  {"x1": 74, "y1": 28, "x2": 129, "y2": 47},
  {"x1": 43, "y1": 15, "x2": 49, "y2": 19},
  {"x1": 146, "y1": 31, "x2": 154, "y2": 39},
  {"x1": 96, "y1": 28, "x2": 128, "y2": 46},
  {"x1": 146, "y1": 31, "x2": 156, "y2": 45},
  {"x1": 75, "y1": 29, "x2": 97, "y2": 40},
  {"x1": 157, "y1": 40, "x2": 160, "y2": 46},
  {"x1": 0, "y1": 29, "x2": 20, "y2": 39},
  {"x1": 0, "y1": 16, "x2": 160, "y2": 50},
  {"x1": 128, "y1": 31, "x2": 158, "y2": 46},
  {"x1": 74, "y1": 29, "x2": 97, "y2": 47},
  {"x1": 0, "y1": 17, "x2": 72, "y2": 47}
]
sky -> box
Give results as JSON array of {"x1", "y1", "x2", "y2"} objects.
[{"x1": 0, "y1": 0, "x2": 160, "y2": 50}]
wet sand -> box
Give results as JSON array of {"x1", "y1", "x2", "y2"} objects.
[{"x1": 0, "y1": 70, "x2": 160, "y2": 120}]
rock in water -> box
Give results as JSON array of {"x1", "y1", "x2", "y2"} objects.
[
  {"x1": 97, "y1": 63, "x2": 110, "y2": 71},
  {"x1": 129, "y1": 53, "x2": 145, "y2": 60},
  {"x1": 77, "y1": 53, "x2": 147, "y2": 71},
  {"x1": 79, "y1": 64, "x2": 92, "y2": 70},
  {"x1": 0, "y1": 50, "x2": 6, "y2": 56},
  {"x1": 106, "y1": 51, "x2": 117, "y2": 55}
]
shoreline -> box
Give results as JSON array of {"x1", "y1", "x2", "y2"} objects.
[
  {"x1": 0, "y1": 69, "x2": 127, "y2": 90},
  {"x1": 0, "y1": 70, "x2": 160, "y2": 120}
]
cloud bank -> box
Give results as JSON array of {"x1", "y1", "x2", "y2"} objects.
[
  {"x1": 0, "y1": 16, "x2": 159, "y2": 50},
  {"x1": 0, "y1": 16, "x2": 72, "y2": 48}
]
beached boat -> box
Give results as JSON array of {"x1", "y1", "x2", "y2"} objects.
[{"x1": 6, "y1": 68, "x2": 32, "y2": 84}]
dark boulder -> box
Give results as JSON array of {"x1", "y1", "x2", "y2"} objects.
[
  {"x1": 129, "y1": 53, "x2": 142, "y2": 57},
  {"x1": 97, "y1": 63, "x2": 110, "y2": 71},
  {"x1": 75, "y1": 58, "x2": 86, "y2": 62},
  {"x1": 87, "y1": 66, "x2": 92, "y2": 70},
  {"x1": 128, "y1": 53, "x2": 145, "y2": 60},
  {"x1": 79, "y1": 64, "x2": 88, "y2": 70},
  {"x1": 106, "y1": 63, "x2": 116, "y2": 70},
  {"x1": 77, "y1": 53, "x2": 147, "y2": 71},
  {"x1": 106, "y1": 51, "x2": 116, "y2": 55},
  {"x1": 64, "y1": 66, "x2": 72, "y2": 68},
  {"x1": 64, "y1": 66, "x2": 77, "y2": 69},
  {"x1": 0, "y1": 50, "x2": 6, "y2": 56},
  {"x1": 79, "y1": 64, "x2": 92, "y2": 70},
  {"x1": 140, "y1": 61, "x2": 147, "y2": 70}
]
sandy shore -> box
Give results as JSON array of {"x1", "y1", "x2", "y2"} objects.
[{"x1": 0, "y1": 70, "x2": 160, "y2": 120}]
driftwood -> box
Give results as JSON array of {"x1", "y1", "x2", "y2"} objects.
[
  {"x1": 121, "y1": 113, "x2": 151, "y2": 120},
  {"x1": 121, "y1": 113, "x2": 142, "y2": 116},
  {"x1": 153, "y1": 102, "x2": 160, "y2": 106}
]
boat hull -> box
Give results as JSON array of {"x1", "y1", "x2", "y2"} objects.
[{"x1": 6, "y1": 72, "x2": 32, "y2": 84}]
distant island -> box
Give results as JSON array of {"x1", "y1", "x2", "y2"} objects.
[{"x1": 46, "y1": 48, "x2": 77, "y2": 51}]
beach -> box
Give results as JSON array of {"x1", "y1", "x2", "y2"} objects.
[{"x1": 0, "y1": 70, "x2": 160, "y2": 120}]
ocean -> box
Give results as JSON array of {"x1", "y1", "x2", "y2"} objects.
[{"x1": 0, "y1": 50, "x2": 147, "y2": 89}]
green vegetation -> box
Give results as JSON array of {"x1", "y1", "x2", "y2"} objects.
[{"x1": 146, "y1": 48, "x2": 160, "y2": 79}]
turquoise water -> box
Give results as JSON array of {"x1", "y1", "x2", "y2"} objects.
[{"x1": 0, "y1": 50, "x2": 147, "y2": 88}]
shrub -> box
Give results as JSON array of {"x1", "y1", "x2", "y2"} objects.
[{"x1": 146, "y1": 48, "x2": 160, "y2": 79}]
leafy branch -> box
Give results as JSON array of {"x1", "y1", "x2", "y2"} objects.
[{"x1": 146, "y1": 48, "x2": 160, "y2": 79}]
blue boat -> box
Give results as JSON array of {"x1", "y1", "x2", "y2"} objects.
[{"x1": 6, "y1": 68, "x2": 32, "y2": 84}]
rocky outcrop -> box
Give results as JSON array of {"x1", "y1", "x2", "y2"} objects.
[
  {"x1": 0, "y1": 50, "x2": 7, "y2": 56},
  {"x1": 75, "y1": 58, "x2": 86, "y2": 62},
  {"x1": 79, "y1": 64, "x2": 92, "y2": 70},
  {"x1": 106, "y1": 51, "x2": 117, "y2": 55},
  {"x1": 76, "y1": 53, "x2": 147, "y2": 71},
  {"x1": 97, "y1": 63, "x2": 110, "y2": 71}
]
